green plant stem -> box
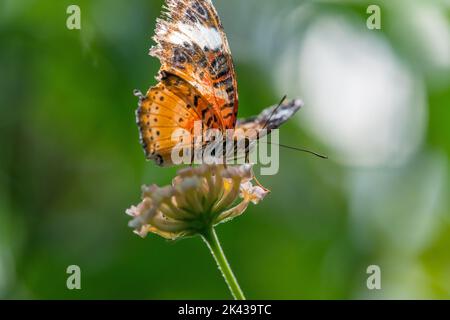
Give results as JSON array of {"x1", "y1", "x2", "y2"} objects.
[{"x1": 201, "y1": 227, "x2": 246, "y2": 300}]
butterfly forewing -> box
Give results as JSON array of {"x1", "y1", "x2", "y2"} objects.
[{"x1": 150, "y1": 0, "x2": 239, "y2": 130}]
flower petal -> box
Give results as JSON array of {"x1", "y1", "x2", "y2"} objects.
[
  {"x1": 214, "y1": 200, "x2": 250, "y2": 225},
  {"x1": 211, "y1": 177, "x2": 241, "y2": 214},
  {"x1": 240, "y1": 182, "x2": 269, "y2": 204}
]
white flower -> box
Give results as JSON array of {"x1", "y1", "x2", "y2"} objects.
[{"x1": 126, "y1": 164, "x2": 268, "y2": 240}]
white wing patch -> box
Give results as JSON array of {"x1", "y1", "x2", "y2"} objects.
[{"x1": 167, "y1": 22, "x2": 223, "y2": 51}]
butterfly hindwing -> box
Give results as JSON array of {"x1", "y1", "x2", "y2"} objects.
[{"x1": 136, "y1": 73, "x2": 215, "y2": 166}]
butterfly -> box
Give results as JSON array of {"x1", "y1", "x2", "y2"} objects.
[{"x1": 135, "y1": 0, "x2": 302, "y2": 167}]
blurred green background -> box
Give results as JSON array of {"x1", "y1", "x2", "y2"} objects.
[{"x1": 1, "y1": 0, "x2": 449, "y2": 299}]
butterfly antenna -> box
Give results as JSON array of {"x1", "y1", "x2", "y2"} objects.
[
  {"x1": 262, "y1": 95, "x2": 287, "y2": 130},
  {"x1": 272, "y1": 142, "x2": 328, "y2": 159}
]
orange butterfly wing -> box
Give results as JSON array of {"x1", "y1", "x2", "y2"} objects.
[
  {"x1": 136, "y1": 72, "x2": 219, "y2": 166},
  {"x1": 150, "y1": 0, "x2": 238, "y2": 130}
]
